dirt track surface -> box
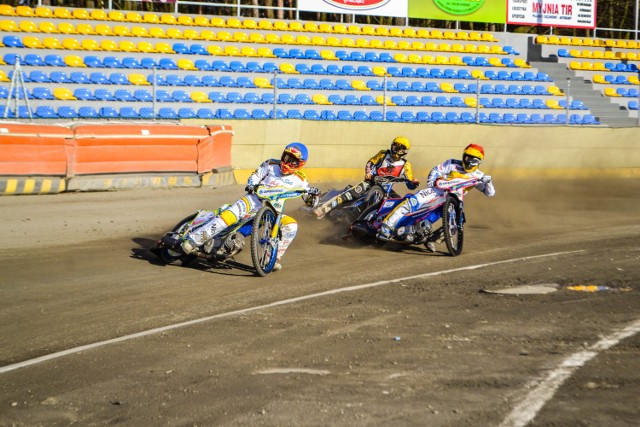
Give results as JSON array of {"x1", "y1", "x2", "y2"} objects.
[{"x1": 1, "y1": 179, "x2": 639, "y2": 427}]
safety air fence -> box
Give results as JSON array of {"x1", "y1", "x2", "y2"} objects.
[{"x1": 0, "y1": 122, "x2": 234, "y2": 195}]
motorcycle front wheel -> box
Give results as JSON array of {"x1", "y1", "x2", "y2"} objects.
[
  {"x1": 251, "y1": 204, "x2": 279, "y2": 276},
  {"x1": 159, "y1": 214, "x2": 198, "y2": 266},
  {"x1": 442, "y1": 197, "x2": 464, "y2": 256}
]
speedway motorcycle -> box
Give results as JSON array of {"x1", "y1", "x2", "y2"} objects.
[
  {"x1": 155, "y1": 185, "x2": 311, "y2": 276},
  {"x1": 350, "y1": 175, "x2": 482, "y2": 256},
  {"x1": 301, "y1": 175, "x2": 407, "y2": 223}
]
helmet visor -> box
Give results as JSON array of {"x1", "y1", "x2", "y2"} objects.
[
  {"x1": 391, "y1": 142, "x2": 408, "y2": 158},
  {"x1": 463, "y1": 154, "x2": 482, "y2": 169},
  {"x1": 281, "y1": 152, "x2": 301, "y2": 168}
]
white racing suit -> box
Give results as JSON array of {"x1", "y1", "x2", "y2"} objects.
[
  {"x1": 382, "y1": 158, "x2": 495, "y2": 232},
  {"x1": 185, "y1": 159, "x2": 315, "y2": 261}
]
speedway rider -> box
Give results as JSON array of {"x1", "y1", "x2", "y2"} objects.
[
  {"x1": 310, "y1": 136, "x2": 420, "y2": 218},
  {"x1": 181, "y1": 142, "x2": 320, "y2": 271},
  {"x1": 378, "y1": 143, "x2": 495, "y2": 251}
]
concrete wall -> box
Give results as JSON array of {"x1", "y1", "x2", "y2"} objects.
[{"x1": 206, "y1": 120, "x2": 640, "y2": 182}]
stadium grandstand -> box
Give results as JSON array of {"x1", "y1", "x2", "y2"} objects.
[{"x1": 0, "y1": 1, "x2": 638, "y2": 126}]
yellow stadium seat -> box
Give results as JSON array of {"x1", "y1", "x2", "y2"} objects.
[
  {"x1": 430, "y1": 29, "x2": 443, "y2": 39},
  {"x1": 347, "y1": 25, "x2": 361, "y2": 35},
  {"x1": 54, "y1": 88, "x2": 76, "y2": 100},
  {"x1": 628, "y1": 75, "x2": 639, "y2": 85},
  {"x1": 603, "y1": 87, "x2": 620, "y2": 97},
  {"x1": 178, "y1": 15, "x2": 193, "y2": 26},
  {"x1": 320, "y1": 50, "x2": 337, "y2": 60},
  {"x1": 361, "y1": 25, "x2": 375, "y2": 36},
  {"x1": 114, "y1": 25, "x2": 131, "y2": 37},
  {"x1": 488, "y1": 57, "x2": 505, "y2": 67},
  {"x1": 72, "y1": 9, "x2": 89, "y2": 20},
  {"x1": 449, "y1": 56, "x2": 463, "y2": 66},
  {"x1": 351, "y1": 80, "x2": 370, "y2": 91},
  {"x1": 411, "y1": 41, "x2": 425, "y2": 50},
  {"x1": 450, "y1": 43, "x2": 465, "y2": 53},
  {"x1": 592, "y1": 74, "x2": 607, "y2": 84},
  {"x1": 591, "y1": 62, "x2": 606, "y2": 71},
  {"x1": 131, "y1": 26, "x2": 149, "y2": 37},
  {"x1": 376, "y1": 95, "x2": 395, "y2": 106},
  {"x1": 254, "y1": 77, "x2": 273, "y2": 88},
  {"x1": 61, "y1": 37, "x2": 80, "y2": 50},
  {"x1": 279, "y1": 63, "x2": 298, "y2": 74},
  {"x1": 194, "y1": 16, "x2": 209, "y2": 27},
  {"x1": 155, "y1": 42, "x2": 174, "y2": 53},
  {"x1": 490, "y1": 45, "x2": 505, "y2": 54},
  {"x1": 464, "y1": 97, "x2": 478, "y2": 108},
  {"x1": 626, "y1": 52, "x2": 638, "y2": 61},
  {"x1": 318, "y1": 23, "x2": 332, "y2": 33},
  {"x1": 35, "y1": 6, "x2": 52, "y2": 18},
  {"x1": 408, "y1": 54, "x2": 422, "y2": 64},
  {"x1": 126, "y1": 12, "x2": 142, "y2": 23},
  {"x1": 143, "y1": 13, "x2": 159, "y2": 24},
  {"x1": 258, "y1": 20, "x2": 273, "y2": 30},
  {"x1": 177, "y1": 58, "x2": 197, "y2": 70},
  {"x1": 416, "y1": 29, "x2": 430, "y2": 38},
  {"x1": 421, "y1": 54, "x2": 436, "y2": 64},
  {"x1": 438, "y1": 43, "x2": 451, "y2": 52},
  {"x1": 404, "y1": 28, "x2": 417, "y2": 38},
  {"x1": 457, "y1": 31, "x2": 469, "y2": 40},
  {"x1": 210, "y1": 17, "x2": 225, "y2": 27},
  {"x1": 481, "y1": 32, "x2": 496, "y2": 42},
  {"x1": 57, "y1": 22, "x2": 76, "y2": 35},
  {"x1": 626, "y1": 40, "x2": 638, "y2": 49},
  {"x1": 333, "y1": 24, "x2": 347, "y2": 34},
  {"x1": 469, "y1": 31, "x2": 483, "y2": 41},
  {"x1": 90, "y1": 9, "x2": 107, "y2": 20},
  {"x1": 137, "y1": 41, "x2": 155, "y2": 53},
  {"x1": 167, "y1": 28, "x2": 184, "y2": 39},
  {"x1": 289, "y1": 21, "x2": 303, "y2": 31},
  {"x1": 311, "y1": 36, "x2": 326, "y2": 46},
  {"x1": 19, "y1": 20, "x2": 37, "y2": 32},
  {"x1": 375, "y1": 27, "x2": 389, "y2": 36},
  {"x1": 22, "y1": 35, "x2": 43, "y2": 49},
  {"x1": 160, "y1": 14, "x2": 177, "y2": 25},
  {"x1": 547, "y1": 86, "x2": 563, "y2": 95},
  {"x1": 569, "y1": 61, "x2": 582, "y2": 70},
  {"x1": 341, "y1": 37, "x2": 355, "y2": 47},
  {"x1": 226, "y1": 17, "x2": 241, "y2": 28},
  {"x1": 63, "y1": 55, "x2": 85, "y2": 67},
  {"x1": 546, "y1": 99, "x2": 562, "y2": 109},
  {"x1": 356, "y1": 38, "x2": 369, "y2": 48},
  {"x1": 224, "y1": 45, "x2": 241, "y2": 56},
  {"x1": 0, "y1": 19, "x2": 18, "y2": 32},
  {"x1": 207, "y1": 44, "x2": 224, "y2": 55},
  {"x1": 514, "y1": 58, "x2": 530, "y2": 68},
  {"x1": 435, "y1": 55, "x2": 449, "y2": 65},
  {"x1": 0, "y1": 70, "x2": 10, "y2": 82},
  {"x1": 241, "y1": 46, "x2": 258, "y2": 56},
  {"x1": 242, "y1": 19, "x2": 257, "y2": 29},
  {"x1": 16, "y1": 5, "x2": 34, "y2": 17},
  {"x1": 394, "y1": 53, "x2": 409, "y2": 63},
  {"x1": 129, "y1": 73, "x2": 150, "y2": 85},
  {"x1": 440, "y1": 82, "x2": 458, "y2": 93},
  {"x1": 100, "y1": 39, "x2": 119, "y2": 51},
  {"x1": 372, "y1": 66, "x2": 387, "y2": 76},
  {"x1": 471, "y1": 70, "x2": 488, "y2": 80},
  {"x1": 216, "y1": 30, "x2": 232, "y2": 42},
  {"x1": 312, "y1": 94, "x2": 332, "y2": 105},
  {"x1": 592, "y1": 50, "x2": 604, "y2": 59},
  {"x1": 281, "y1": 34, "x2": 296, "y2": 44},
  {"x1": 603, "y1": 51, "x2": 616, "y2": 59},
  {"x1": 464, "y1": 44, "x2": 478, "y2": 53},
  {"x1": 191, "y1": 91, "x2": 211, "y2": 103},
  {"x1": 383, "y1": 40, "x2": 397, "y2": 49},
  {"x1": 273, "y1": 21, "x2": 288, "y2": 31},
  {"x1": 398, "y1": 41, "x2": 411, "y2": 50},
  {"x1": 297, "y1": 35, "x2": 311, "y2": 45},
  {"x1": 265, "y1": 33, "x2": 280, "y2": 44},
  {"x1": 199, "y1": 30, "x2": 216, "y2": 41},
  {"x1": 304, "y1": 22, "x2": 318, "y2": 32},
  {"x1": 559, "y1": 36, "x2": 571, "y2": 45},
  {"x1": 476, "y1": 44, "x2": 490, "y2": 53},
  {"x1": 76, "y1": 23, "x2": 96, "y2": 35},
  {"x1": 425, "y1": 42, "x2": 438, "y2": 51},
  {"x1": 249, "y1": 33, "x2": 265, "y2": 43},
  {"x1": 149, "y1": 27, "x2": 166, "y2": 38},
  {"x1": 42, "y1": 36, "x2": 61, "y2": 49},
  {"x1": 389, "y1": 27, "x2": 403, "y2": 37},
  {"x1": 326, "y1": 36, "x2": 341, "y2": 47},
  {"x1": 119, "y1": 40, "x2": 137, "y2": 52},
  {"x1": 233, "y1": 31, "x2": 249, "y2": 42},
  {"x1": 108, "y1": 10, "x2": 125, "y2": 21},
  {"x1": 81, "y1": 38, "x2": 100, "y2": 51},
  {"x1": 257, "y1": 47, "x2": 276, "y2": 57},
  {"x1": 95, "y1": 24, "x2": 114, "y2": 36},
  {"x1": 369, "y1": 39, "x2": 383, "y2": 49},
  {"x1": 0, "y1": 4, "x2": 15, "y2": 16}
]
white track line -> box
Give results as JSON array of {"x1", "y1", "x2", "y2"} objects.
[
  {"x1": 500, "y1": 318, "x2": 640, "y2": 427},
  {"x1": 1, "y1": 250, "x2": 582, "y2": 375}
]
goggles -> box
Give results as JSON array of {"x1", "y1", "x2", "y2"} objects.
[
  {"x1": 464, "y1": 155, "x2": 482, "y2": 167},
  {"x1": 281, "y1": 152, "x2": 301, "y2": 167},
  {"x1": 391, "y1": 142, "x2": 408, "y2": 156}
]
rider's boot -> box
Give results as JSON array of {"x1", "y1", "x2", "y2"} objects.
[{"x1": 377, "y1": 224, "x2": 393, "y2": 241}]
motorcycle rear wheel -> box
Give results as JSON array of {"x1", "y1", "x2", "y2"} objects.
[
  {"x1": 159, "y1": 214, "x2": 198, "y2": 266},
  {"x1": 442, "y1": 197, "x2": 464, "y2": 256},
  {"x1": 251, "y1": 204, "x2": 278, "y2": 277}
]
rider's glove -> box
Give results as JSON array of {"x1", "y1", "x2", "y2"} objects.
[
  {"x1": 407, "y1": 179, "x2": 420, "y2": 190},
  {"x1": 365, "y1": 173, "x2": 373, "y2": 181},
  {"x1": 480, "y1": 175, "x2": 492, "y2": 184},
  {"x1": 307, "y1": 186, "x2": 321, "y2": 196},
  {"x1": 245, "y1": 184, "x2": 255, "y2": 194},
  {"x1": 426, "y1": 180, "x2": 435, "y2": 188}
]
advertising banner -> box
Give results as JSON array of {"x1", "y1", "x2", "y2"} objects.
[
  {"x1": 507, "y1": 0, "x2": 596, "y2": 29},
  {"x1": 297, "y1": 0, "x2": 408, "y2": 18},
  {"x1": 409, "y1": 0, "x2": 507, "y2": 24}
]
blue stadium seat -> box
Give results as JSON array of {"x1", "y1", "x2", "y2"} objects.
[
  {"x1": 379, "y1": 52, "x2": 394, "y2": 62},
  {"x1": 197, "y1": 108, "x2": 215, "y2": 119},
  {"x1": 286, "y1": 77, "x2": 303, "y2": 89},
  {"x1": 50, "y1": 71, "x2": 71, "y2": 83},
  {"x1": 529, "y1": 113, "x2": 543, "y2": 123},
  {"x1": 36, "y1": 106, "x2": 57, "y2": 118},
  {"x1": 100, "y1": 107, "x2": 119, "y2": 119},
  {"x1": 278, "y1": 93, "x2": 295, "y2": 104},
  {"x1": 497, "y1": 71, "x2": 511, "y2": 80},
  {"x1": 140, "y1": 58, "x2": 157, "y2": 69},
  {"x1": 89, "y1": 72, "x2": 109, "y2": 85},
  {"x1": 462, "y1": 56, "x2": 476, "y2": 66},
  {"x1": 184, "y1": 75, "x2": 202, "y2": 87},
  {"x1": 201, "y1": 76, "x2": 218, "y2": 87},
  {"x1": 426, "y1": 82, "x2": 442, "y2": 92},
  {"x1": 385, "y1": 81, "x2": 396, "y2": 91},
  {"x1": 516, "y1": 113, "x2": 531, "y2": 124},
  {"x1": 443, "y1": 69, "x2": 457, "y2": 79},
  {"x1": 370, "y1": 111, "x2": 384, "y2": 121},
  {"x1": 569, "y1": 114, "x2": 583, "y2": 124},
  {"x1": 349, "y1": 51, "x2": 365, "y2": 61},
  {"x1": 155, "y1": 89, "x2": 172, "y2": 102},
  {"x1": 460, "y1": 112, "x2": 475, "y2": 123},
  {"x1": 503, "y1": 113, "x2": 516, "y2": 123},
  {"x1": 387, "y1": 67, "x2": 402, "y2": 77},
  {"x1": 335, "y1": 50, "x2": 349, "y2": 60},
  {"x1": 402, "y1": 67, "x2": 417, "y2": 78},
  {"x1": 543, "y1": 114, "x2": 557, "y2": 124},
  {"x1": 261, "y1": 93, "x2": 275, "y2": 104},
  {"x1": 190, "y1": 44, "x2": 207, "y2": 55},
  {"x1": 326, "y1": 64, "x2": 341, "y2": 75},
  {"x1": 416, "y1": 111, "x2": 430, "y2": 122},
  {"x1": 294, "y1": 94, "x2": 312, "y2": 104},
  {"x1": 628, "y1": 100, "x2": 639, "y2": 110},
  {"x1": 416, "y1": 67, "x2": 429, "y2": 78},
  {"x1": 532, "y1": 98, "x2": 546, "y2": 109},
  {"x1": 158, "y1": 58, "x2": 178, "y2": 70},
  {"x1": 510, "y1": 71, "x2": 524, "y2": 81},
  {"x1": 262, "y1": 62, "x2": 277, "y2": 73},
  {"x1": 501, "y1": 58, "x2": 516, "y2": 67},
  {"x1": 391, "y1": 95, "x2": 406, "y2": 106},
  {"x1": 229, "y1": 61, "x2": 246, "y2": 73},
  {"x1": 328, "y1": 94, "x2": 345, "y2": 105},
  {"x1": 194, "y1": 59, "x2": 212, "y2": 71},
  {"x1": 158, "y1": 108, "x2": 179, "y2": 119},
  {"x1": 358, "y1": 65, "x2": 374, "y2": 76},
  {"x1": 488, "y1": 113, "x2": 504, "y2": 123},
  {"x1": 445, "y1": 112, "x2": 461, "y2": 123},
  {"x1": 119, "y1": 107, "x2": 139, "y2": 119},
  {"x1": 45, "y1": 54, "x2": 65, "y2": 67},
  {"x1": 491, "y1": 98, "x2": 506, "y2": 108},
  {"x1": 310, "y1": 64, "x2": 327, "y2": 75},
  {"x1": 171, "y1": 90, "x2": 191, "y2": 102},
  {"x1": 475, "y1": 57, "x2": 489, "y2": 67},
  {"x1": 435, "y1": 96, "x2": 450, "y2": 106},
  {"x1": 302, "y1": 78, "x2": 318, "y2": 89},
  {"x1": 139, "y1": 107, "x2": 155, "y2": 119},
  {"x1": 320, "y1": 110, "x2": 337, "y2": 120},
  {"x1": 110, "y1": 73, "x2": 129, "y2": 85},
  {"x1": 103, "y1": 56, "x2": 122, "y2": 68},
  {"x1": 94, "y1": 88, "x2": 114, "y2": 101},
  {"x1": 360, "y1": 95, "x2": 376, "y2": 105},
  {"x1": 303, "y1": 110, "x2": 320, "y2": 120},
  {"x1": 385, "y1": 111, "x2": 401, "y2": 122},
  {"x1": 405, "y1": 95, "x2": 421, "y2": 106},
  {"x1": 3, "y1": 35, "x2": 24, "y2": 48},
  {"x1": 410, "y1": 81, "x2": 425, "y2": 92},
  {"x1": 396, "y1": 81, "x2": 411, "y2": 91},
  {"x1": 57, "y1": 105, "x2": 78, "y2": 119},
  {"x1": 70, "y1": 71, "x2": 90, "y2": 84},
  {"x1": 270, "y1": 109, "x2": 286, "y2": 119},
  {"x1": 421, "y1": 95, "x2": 435, "y2": 106},
  {"x1": 337, "y1": 110, "x2": 353, "y2": 121},
  {"x1": 353, "y1": 111, "x2": 369, "y2": 121},
  {"x1": 242, "y1": 92, "x2": 259, "y2": 104},
  {"x1": 484, "y1": 70, "x2": 498, "y2": 80},
  {"x1": 401, "y1": 111, "x2": 416, "y2": 122},
  {"x1": 342, "y1": 65, "x2": 357, "y2": 75},
  {"x1": 32, "y1": 87, "x2": 54, "y2": 100},
  {"x1": 343, "y1": 94, "x2": 359, "y2": 105},
  {"x1": 295, "y1": 63, "x2": 311, "y2": 74},
  {"x1": 24, "y1": 54, "x2": 45, "y2": 66},
  {"x1": 273, "y1": 47, "x2": 289, "y2": 58},
  {"x1": 364, "y1": 52, "x2": 380, "y2": 62},
  {"x1": 179, "y1": 107, "x2": 196, "y2": 119},
  {"x1": 287, "y1": 109, "x2": 303, "y2": 119},
  {"x1": 114, "y1": 89, "x2": 134, "y2": 102},
  {"x1": 249, "y1": 108, "x2": 267, "y2": 119},
  {"x1": 78, "y1": 106, "x2": 99, "y2": 119},
  {"x1": 430, "y1": 111, "x2": 446, "y2": 123},
  {"x1": 582, "y1": 114, "x2": 599, "y2": 124},
  {"x1": 319, "y1": 79, "x2": 335, "y2": 90},
  {"x1": 122, "y1": 57, "x2": 142, "y2": 69},
  {"x1": 366, "y1": 80, "x2": 383, "y2": 91},
  {"x1": 218, "y1": 76, "x2": 237, "y2": 87},
  {"x1": 505, "y1": 98, "x2": 519, "y2": 108},
  {"x1": 165, "y1": 74, "x2": 184, "y2": 86},
  {"x1": 305, "y1": 49, "x2": 322, "y2": 60},
  {"x1": 28, "y1": 70, "x2": 50, "y2": 83}
]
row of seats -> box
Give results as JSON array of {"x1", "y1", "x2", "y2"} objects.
[
  {"x1": 568, "y1": 60, "x2": 639, "y2": 73},
  {"x1": 558, "y1": 48, "x2": 639, "y2": 61},
  {"x1": 3, "y1": 104, "x2": 599, "y2": 125},
  {"x1": 536, "y1": 35, "x2": 638, "y2": 49},
  {"x1": 591, "y1": 74, "x2": 640, "y2": 85},
  {"x1": 604, "y1": 87, "x2": 640, "y2": 98},
  {"x1": 0, "y1": 4, "x2": 499, "y2": 42}
]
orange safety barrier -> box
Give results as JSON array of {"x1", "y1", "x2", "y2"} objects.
[
  {"x1": 0, "y1": 123, "x2": 233, "y2": 177},
  {"x1": 0, "y1": 123, "x2": 72, "y2": 176}
]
